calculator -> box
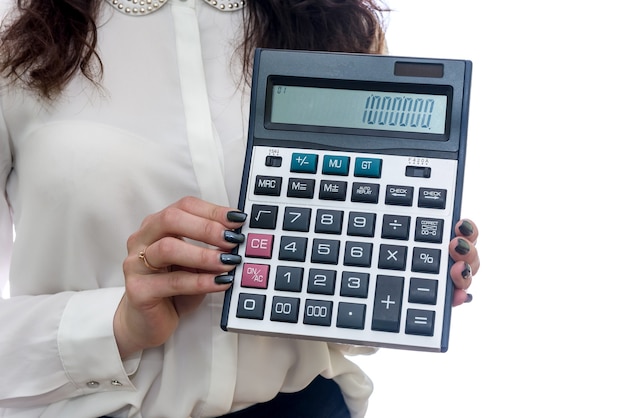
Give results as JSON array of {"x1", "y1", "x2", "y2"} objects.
[{"x1": 221, "y1": 49, "x2": 472, "y2": 352}]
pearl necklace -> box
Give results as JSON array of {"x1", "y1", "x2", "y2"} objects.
[{"x1": 106, "y1": 0, "x2": 245, "y2": 15}]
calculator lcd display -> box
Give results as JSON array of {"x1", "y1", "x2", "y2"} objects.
[{"x1": 270, "y1": 85, "x2": 448, "y2": 135}]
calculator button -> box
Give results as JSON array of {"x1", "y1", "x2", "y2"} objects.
[
  {"x1": 408, "y1": 278, "x2": 438, "y2": 305},
  {"x1": 372, "y1": 275, "x2": 404, "y2": 333},
  {"x1": 282, "y1": 207, "x2": 311, "y2": 232},
  {"x1": 405, "y1": 166, "x2": 431, "y2": 178},
  {"x1": 236, "y1": 293, "x2": 266, "y2": 320},
  {"x1": 343, "y1": 241, "x2": 373, "y2": 267},
  {"x1": 278, "y1": 236, "x2": 308, "y2": 262},
  {"x1": 245, "y1": 233, "x2": 274, "y2": 259},
  {"x1": 254, "y1": 175, "x2": 282, "y2": 196},
  {"x1": 275, "y1": 266, "x2": 304, "y2": 292},
  {"x1": 347, "y1": 212, "x2": 376, "y2": 237},
  {"x1": 270, "y1": 296, "x2": 300, "y2": 323},
  {"x1": 290, "y1": 153, "x2": 318, "y2": 173},
  {"x1": 351, "y1": 182, "x2": 379, "y2": 203},
  {"x1": 337, "y1": 302, "x2": 366, "y2": 330},
  {"x1": 249, "y1": 205, "x2": 278, "y2": 229},
  {"x1": 385, "y1": 185, "x2": 414, "y2": 206},
  {"x1": 411, "y1": 247, "x2": 441, "y2": 274},
  {"x1": 314, "y1": 209, "x2": 343, "y2": 234},
  {"x1": 354, "y1": 157, "x2": 382, "y2": 178},
  {"x1": 311, "y1": 239, "x2": 340, "y2": 264},
  {"x1": 418, "y1": 187, "x2": 447, "y2": 209},
  {"x1": 265, "y1": 155, "x2": 282, "y2": 167},
  {"x1": 287, "y1": 178, "x2": 315, "y2": 198},
  {"x1": 405, "y1": 309, "x2": 435, "y2": 336},
  {"x1": 303, "y1": 299, "x2": 333, "y2": 326},
  {"x1": 307, "y1": 269, "x2": 337, "y2": 295},
  {"x1": 322, "y1": 155, "x2": 350, "y2": 176},
  {"x1": 241, "y1": 263, "x2": 270, "y2": 289},
  {"x1": 381, "y1": 215, "x2": 410, "y2": 240},
  {"x1": 378, "y1": 244, "x2": 407, "y2": 271},
  {"x1": 340, "y1": 272, "x2": 370, "y2": 298},
  {"x1": 319, "y1": 180, "x2": 348, "y2": 201},
  {"x1": 415, "y1": 218, "x2": 444, "y2": 243}
]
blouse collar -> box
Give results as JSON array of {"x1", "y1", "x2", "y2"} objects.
[{"x1": 105, "y1": 0, "x2": 245, "y2": 16}]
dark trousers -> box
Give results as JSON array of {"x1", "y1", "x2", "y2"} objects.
[
  {"x1": 217, "y1": 375, "x2": 351, "y2": 418},
  {"x1": 102, "y1": 376, "x2": 350, "y2": 418}
]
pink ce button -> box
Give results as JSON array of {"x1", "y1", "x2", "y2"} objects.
[{"x1": 245, "y1": 233, "x2": 274, "y2": 258}]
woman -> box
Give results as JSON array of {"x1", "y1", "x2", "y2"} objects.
[{"x1": 0, "y1": 0, "x2": 480, "y2": 416}]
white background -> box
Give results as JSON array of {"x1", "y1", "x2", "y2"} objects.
[
  {"x1": 353, "y1": 1, "x2": 626, "y2": 417},
  {"x1": 3, "y1": 1, "x2": 625, "y2": 416}
]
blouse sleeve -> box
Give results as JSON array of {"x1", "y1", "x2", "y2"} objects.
[{"x1": 0, "y1": 107, "x2": 139, "y2": 408}]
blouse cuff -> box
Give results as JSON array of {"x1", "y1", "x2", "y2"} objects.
[{"x1": 58, "y1": 287, "x2": 138, "y2": 394}]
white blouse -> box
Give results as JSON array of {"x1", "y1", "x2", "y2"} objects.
[{"x1": 0, "y1": 0, "x2": 375, "y2": 416}]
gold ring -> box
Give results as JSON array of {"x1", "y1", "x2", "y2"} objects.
[{"x1": 138, "y1": 248, "x2": 160, "y2": 271}]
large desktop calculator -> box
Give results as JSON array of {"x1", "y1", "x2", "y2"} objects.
[{"x1": 221, "y1": 49, "x2": 472, "y2": 352}]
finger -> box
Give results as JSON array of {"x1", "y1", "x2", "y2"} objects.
[
  {"x1": 174, "y1": 196, "x2": 248, "y2": 230},
  {"x1": 452, "y1": 288, "x2": 473, "y2": 307},
  {"x1": 125, "y1": 269, "x2": 234, "y2": 306},
  {"x1": 132, "y1": 203, "x2": 247, "y2": 252},
  {"x1": 449, "y1": 236, "x2": 480, "y2": 274},
  {"x1": 141, "y1": 237, "x2": 242, "y2": 274},
  {"x1": 449, "y1": 260, "x2": 473, "y2": 290},
  {"x1": 455, "y1": 218, "x2": 479, "y2": 244}
]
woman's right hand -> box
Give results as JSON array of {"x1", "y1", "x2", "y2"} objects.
[{"x1": 114, "y1": 197, "x2": 247, "y2": 359}]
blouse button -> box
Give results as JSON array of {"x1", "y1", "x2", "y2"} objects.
[
  {"x1": 111, "y1": 379, "x2": 123, "y2": 387},
  {"x1": 86, "y1": 381, "x2": 100, "y2": 388}
]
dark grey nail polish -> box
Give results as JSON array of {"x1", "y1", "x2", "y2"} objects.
[
  {"x1": 462, "y1": 262, "x2": 472, "y2": 280},
  {"x1": 215, "y1": 275, "x2": 234, "y2": 285},
  {"x1": 464, "y1": 293, "x2": 473, "y2": 303},
  {"x1": 459, "y1": 220, "x2": 474, "y2": 237},
  {"x1": 220, "y1": 253, "x2": 242, "y2": 265},
  {"x1": 227, "y1": 211, "x2": 248, "y2": 223},
  {"x1": 224, "y1": 230, "x2": 245, "y2": 244},
  {"x1": 455, "y1": 238, "x2": 471, "y2": 255}
]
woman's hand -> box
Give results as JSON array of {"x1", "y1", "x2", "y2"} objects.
[
  {"x1": 449, "y1": 219, "x2": 480, "y2": 306},
  {"x1": 114, "y1": 197, "x2": 247, "y2": 358}
]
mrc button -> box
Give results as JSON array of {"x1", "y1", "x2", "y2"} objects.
[
  {"x1": 417, "y1": 187, "x2": 447, "y2": 209},
  {"x1": 254, "y1": 175, "x2": 282, "y2": 196}
]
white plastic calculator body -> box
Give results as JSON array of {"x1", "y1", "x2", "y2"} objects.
[{"x1": 221, "y1": 49, "x2": 472, "y2": 352}]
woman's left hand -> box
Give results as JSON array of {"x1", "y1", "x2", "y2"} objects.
[{"x1": 449, "y1": 218, "x2": 480, "y2": 306}]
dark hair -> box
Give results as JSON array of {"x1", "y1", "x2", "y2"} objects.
[{"x1": 0, "y1": 0, "x2": 387, "y2": 100}]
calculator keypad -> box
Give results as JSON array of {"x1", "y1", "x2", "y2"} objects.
[{"x1": 226, "y1": 146, "x2": 458, "y2": 351}]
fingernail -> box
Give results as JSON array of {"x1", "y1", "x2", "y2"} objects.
[
  {"x1": 464, "y1": 293, "x2": 473, "y2": 303},
  {"x1": 462, "y1": 262, "x2": 473, "y2": 280},
  {"x1": 227, "y1": 211, "x2": 248, "y2": 223},
  {"x1": 220, "y1": 253, "x2": 242, "y2": 265},
  {"x1": 224, "y1": 230, "x2": 245, "y2": 244},
  {"x1": 215, "y1": 275, "x2": 234, "y2": 285},
  {"x1": 459, "y1": 220, "x2": 474, "y2": 237},
  {"x1": 455, "y1": 238, "x2": 471, "y2": 255}
]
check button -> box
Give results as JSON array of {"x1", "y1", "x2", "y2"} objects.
[
  {"x1": 385, "y1": 185, "x2": 414, "y2": 206},
  {"x1": 418, "y1": 187, "x2": 447, "y2": 209}
]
